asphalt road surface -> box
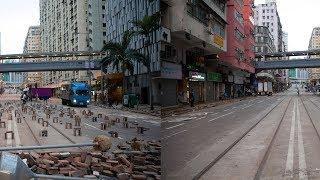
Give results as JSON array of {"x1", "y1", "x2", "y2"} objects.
[{"x1": 162, "y1": 87, "x2": 320, "y2": 180}]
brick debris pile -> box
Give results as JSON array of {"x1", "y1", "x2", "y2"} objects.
[{"x1": 16, "y1": 138, "x2": 161, "y2": 179}]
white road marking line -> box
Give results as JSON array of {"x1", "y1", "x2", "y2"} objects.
[
  {"x1": 208, "y1": 112, "x2": 234, "y2": 122},
  {"x1": 142, "y1": 120, "x2": 161, "y2": 125},
  {"x1": 297, "y1": 100, "x2": 308, "y2": 180},
  {"x1": 285, "y1": 101, "x2": 296, "y2": 178},
  {"x1": 7, "y1": 117, "x2": 12, "y2": 147},
  {"x1": 162, "y1": 130, "x2": 187, "y2": 140},
  {"x1": 224, "y1": 109, "x2": 230, "y2": 112},
  {"x1": 166, "y1": 123, "x2": 185, "y2": 130},
  {"x1": 12, "y1": 114, "x2": 21, "y2": 147},
  {"x1": 241, "y1": 104, "x2": 253, "y2": 109}
]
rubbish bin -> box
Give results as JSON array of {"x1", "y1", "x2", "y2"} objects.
[
  {"x1": 123, "y1": 94, "x2": 138, "y2": 108},
  {"x1": 123, "y1": 94, "x2": 129, "y2": 107}
]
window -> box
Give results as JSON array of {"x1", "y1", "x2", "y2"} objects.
[
  {"x1": 267, "y1": 16, "x2": 269, "y2": 19},
  {"x1": 234, "y1": 10, "x2": 243, "y2": 24},
  {"x1": 263, "y1": 10, "x2": 265, "y2": 13},
  {"x1": 235, "y1": 48, "x2": 244, "y2": 60},
  {"x1": 271, "y1": 9, "x2": 274, "y2": 13},
  {"x1": 187, "y1": 0, "x2": 210, "y2": 25},
  {"x1": 267, "y1": 9, "x2": 269, "y2": 13},
  {"x1": 263, "y1": 16, "x2": 265, "y2": 19},
  {"x1": 235, "y1": 28, "x2": 244, "y2": 42},
  {"x1": 213, "y1": 22, "x2": 225, "y2": 37}
]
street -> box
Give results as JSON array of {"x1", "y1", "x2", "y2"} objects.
[
  {"x1": 0, "y1": 92, "x2": 161, "y2": 178},
  {"x1": 162, "y1": 88, "x2": 320, "y2": 180}
]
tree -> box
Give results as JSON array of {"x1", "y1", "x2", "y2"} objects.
[
  {"x1": 101, "y1": 30, "x2": 146, "y2": 103},
  {"x1": 132, "y1": 12, "x2": 161, "y2": 110}
]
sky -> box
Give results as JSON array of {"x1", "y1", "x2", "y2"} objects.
[
  {"x1": 255, "y1": 0, "x2": 320, "y2": 51},
  {"x1": 0, "y1": 0, "x2": 319, "y2": 54},
  {"x1": 0, "y1": 0, "x2": 39, "y2": 54}
]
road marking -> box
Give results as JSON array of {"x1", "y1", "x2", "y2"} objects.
[
  {"x1": 241, "y1": 104, "x2": 253, "y2": 109},
  {"x1": 162, "y1": 130, "x2": 187, "y2": 140},
  {"x1": 208, "y1": 112, "x2": 234, "y2": 122},
  {"x1": 142, "y1": 120, "x2": 161, "y2": 125},
  {"x1": 224, "y1": 109, "x2": 230, "y2": 112},
  {"x1": 166, "y1": 123, "x2": 185, "y2": 130},
  {"x1": 6, "y1": 117, "x2": 12, "y2": 147},
  {"x1": 12, "y1": 114, "x2": 21, "y2": 147},
  {"x1": 296, "y1": 100, "x2": 308, "y2": 180},
  {"x1": 285, "y1": 101, "x2": 296, "y2": 178}
]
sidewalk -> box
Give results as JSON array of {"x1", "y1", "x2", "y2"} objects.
[
  {"x1": 93, "y1": 103, "x2": 162, "y2": 117},
  {"x1": 161, "y1": 96, "x2": 255, "y2": 118}
]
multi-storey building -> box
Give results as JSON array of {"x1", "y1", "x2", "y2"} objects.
[
  {"x1": 308, "y1": 27, "x2": 320, "y2": 83},
  {"x1": 218, "y1": 0, "x2": 255, "y2": 99},
  {"x1": 282, "y1": 31, "x2": 288, "y2": 52},
  {"x1": 160, "y1": 0, "x2": 228, "y2": 106},
  {"x1": 105, "y1": 0, "x2": 161, "y2": 105},
  {"x1": 254, "y1": 26, "x2": 276, "y2": 54},
  {"x1": 23, "y1": 26, "x2": 42, "y2": 86},
  {"x1": 39, "y1": 0, "x2": 106, "y2": 86},
  {"x1": 254, "y1": 0, "x2": 283, "y2": 52},
  {"x1": 243, "y1": 0, "x2": 255, "y2": 68}
]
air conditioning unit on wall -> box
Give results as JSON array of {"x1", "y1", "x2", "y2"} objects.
[{"x1": 160, "y1": 27, "x2": 171, "y2": 43}]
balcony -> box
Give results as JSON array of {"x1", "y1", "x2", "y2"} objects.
[{"x1": 165, "y1": 1, "x2": 227, "y2": 54}]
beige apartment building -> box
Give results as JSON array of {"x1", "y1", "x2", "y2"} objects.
[
  {"x1": 39, "y1": 0, "x2": 106, "y2": 87},
  {"x1": 23, "y1": 26, "x2": 43, "y2": 86},
  {"x1": 308, "y1": 27, "x2": 320, "y2": 82}
]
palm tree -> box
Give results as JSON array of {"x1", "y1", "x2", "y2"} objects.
[
  {"x1": 132, "y1": 12, "x2": 161, "y2": 110},
  {"x1": 101, "y1": 30, "x2": 146, "y2": 104}
]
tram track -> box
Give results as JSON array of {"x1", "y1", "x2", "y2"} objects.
[{"x1": 193, "y1": 96, "x2": 291, "y2": 180}]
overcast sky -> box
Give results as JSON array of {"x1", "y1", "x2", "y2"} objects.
[
  {"x1": 0, "y1": 0, "x2": 319, "y2": 54},
  {"x1": 0, "y1": 0, "x2": 39, "y2": 54}
]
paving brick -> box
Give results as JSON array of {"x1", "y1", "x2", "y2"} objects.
[
  {"x1": 102, "y1": 170, "x2": 115, "y2": 177},
  {"x1": 117, "y1": 172, "x2": 130, "y2": 180},
  {"x1": 69, "y1": 170, "x2": 86, "y2": 177},
  {"x1": 131, "y1": 174, "x2": 147, "y2": 180}
]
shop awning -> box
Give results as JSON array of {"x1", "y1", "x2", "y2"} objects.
[{"x1": 256, "y1": 72, "x2": 275, "y2": 81}]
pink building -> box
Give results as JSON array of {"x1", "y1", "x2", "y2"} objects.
[{"x1": 219, "y1": 0, "x2": 255, "y2": 73}]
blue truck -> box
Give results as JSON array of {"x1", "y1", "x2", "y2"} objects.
[{"x1": 60, "y1": 82, "x2": 91, "y2": 107}]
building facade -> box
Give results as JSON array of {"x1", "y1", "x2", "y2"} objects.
[
  {"x1": 23, "y1": 26, "x2": 43, "y2": 86},
  {"x1": 254, "y1": 1, "x2": 283, "y2": 52},
  {"x1": 217, "y1": 0, "x2": 255, "y2": 100},
  {"x1": 39, "y1": 0, "x2": 106, "y2": 86},
  {"x1": 160, "y1": 0, "x2": 228, "y2": 106},
  {"x1": 105, "y1": 0, "x2": 162, "y2": 105},
  {"x1": 308, "y1": 27, "x2": 320, "y2": 83},
  {"x1": 254, "y1": 26, "x2": 276, "y2": 54}
]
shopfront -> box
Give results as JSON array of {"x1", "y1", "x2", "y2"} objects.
[
  {"x1": 207, "y1": 72, "x2": 223, "y2": 101},
  {"x1": 188, "y1": 71, "x2": 205, "y2": 103},
  {"x1": 161, "y1": 62, "x2": 183, "y2": 106}
]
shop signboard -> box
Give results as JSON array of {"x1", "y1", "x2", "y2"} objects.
[
  {"x1": 207, "y1": 72, "x2": 222, "y2": 82},
  {"x1": 161, "y1": 62, "x2": 182, "y2": 80},
  {"x1": 213, "y1": 34, "x2": 224, "y2": 48},
  {"x1": 228, "y1": 75, "x2": 234, "y2": 83},
  {"x1": 189, "y1": 71, "x2": 206, "y2": 81}
]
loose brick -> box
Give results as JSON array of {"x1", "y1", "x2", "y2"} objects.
[
  {"x1": 118, "y1": 155, "x2": 131, "y2": 167},
  {"x1": 102, "y1": 170, "x2": 114, "y2": 177},
  {"x1": 131, "y1": 174, "x2": 147, "y2": 180},
  {"x1": 69, "y1": 170, "x2": 86, "y2": 177}
]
